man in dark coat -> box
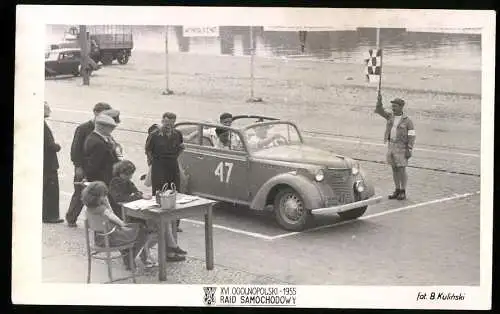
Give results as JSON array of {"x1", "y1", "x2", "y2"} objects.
[
  {"x1": 83, "y1": 114, "x2": 120, "y2": 185},
  {"x1": 66, "y1": 102, "x2": 118, "y2": 227},
  {"x1": 43, "y1": 102, "x2": 63, "y2": 223},
  {"x1": 145, "y1": 113, "x2": 185, "y2": 233}
]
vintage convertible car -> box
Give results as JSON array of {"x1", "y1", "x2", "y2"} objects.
[
  {"x1": 176, "y1": 115, "x2": 382, "y2": 231},
  {"x1": 45, "y1": 48, "x2": 100, "y2": 78}
]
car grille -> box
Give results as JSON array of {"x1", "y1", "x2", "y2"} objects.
[{"x1": 324, "y1": 169, "x2": 354, "y2": 204}]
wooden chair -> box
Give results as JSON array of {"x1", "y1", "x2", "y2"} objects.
[{"x1": 84, "y1": 219, "x2": 137, "y2": 284}]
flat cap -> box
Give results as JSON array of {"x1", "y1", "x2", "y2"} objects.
[
  {"x1": 102, "y1": 109, "x2": 121, "y2": 123},
  {"x1": 390, "y1": 98, "x2": 405, "y2": 106},
  {"x1": 95, "y1": 114, "x2": 117, "y2": 127},
  {"x1": 93, "y1": 102, "x2": 112, "y2": 113}
]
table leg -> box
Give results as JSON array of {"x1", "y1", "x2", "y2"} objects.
[
  {"x1": 172, "y1": 218, "x2": 178, "y2": 243},
  {"x1": 205, "y1": 204, "x2": 214, "y2": 270},
  {"x1": 158, "y1": 216, "x2": 167, "y2": 281}
]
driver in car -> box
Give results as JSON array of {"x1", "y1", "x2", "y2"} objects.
[{"x1": 247, "y1": 124, "x2": 283, "y2": 150}]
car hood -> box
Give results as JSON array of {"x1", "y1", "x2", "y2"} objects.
[{"x1": 251, "y1": 144, "x2": 354, "y2": 168}]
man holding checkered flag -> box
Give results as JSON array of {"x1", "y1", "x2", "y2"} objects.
[{"x1": 367, "y1": 45, "x2": 416, "y2": 201}]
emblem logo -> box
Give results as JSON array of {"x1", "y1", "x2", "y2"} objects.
[{"x1": 203, "y1": 286, "x2": 217, "y2": 305}]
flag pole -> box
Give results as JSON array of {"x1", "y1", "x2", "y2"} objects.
[
  {"x1": 162, "y1": 25, "x2": 174, "y2": 95},
  {"x1": 376, "y1": 28, "x2": 382, "y2": 96}
]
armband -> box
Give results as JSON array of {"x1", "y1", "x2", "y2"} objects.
[{"x1": 408, "y1": 129, "x2": 416, "y2": 136}]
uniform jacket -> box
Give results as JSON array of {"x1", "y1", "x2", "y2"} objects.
[
  {"x1": 375, "y1": 103, "x2": 416, "y2": 149},
  {"x1": 44, "y1": 121, "x2": 61, "y2": 172},
  {"x1": 83, "y1": 131, "x2": 119, "y2": 184},
  {"x1": 70, "y1": 120, "x2": 95, "y2": 168}
]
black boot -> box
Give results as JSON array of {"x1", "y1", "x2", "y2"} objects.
[
  {"x1": 397, "y1": 190, "x2": 407, "y2": 200},
  {"x1": 388, "y1": 189, "x2": 400, "y2": 199}
]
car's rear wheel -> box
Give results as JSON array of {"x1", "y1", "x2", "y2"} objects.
[
  {"x1": 117, "y1": 51, "x2": 129, "y2": 64},
  {"x1": 274, "y1": 188, "x2": 311, "y2": 231},
  {"x1": 337, "y1": 206, "x2": 367, "y2": 220}
]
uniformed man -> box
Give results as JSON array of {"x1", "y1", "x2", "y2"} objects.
[{"x1": 375, "y1": 94, "x2": 416, "y2": 200}]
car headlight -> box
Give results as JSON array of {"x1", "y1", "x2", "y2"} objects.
[
  {"x1": 354, "y1": 180, "x2": 365, "y2": 192},
  {"x1": 352, "y1": 165, "x2": 359, "y2": 175},
  {"x1": 315, "y1": 169, "x2": 325, "y2": 182}
]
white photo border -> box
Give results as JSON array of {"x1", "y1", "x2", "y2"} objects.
[{"x1": 12, "y1": 5, "x2": 495, "y2": 310}]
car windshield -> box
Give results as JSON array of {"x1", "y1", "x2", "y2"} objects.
[
  {"x1": 243, "y1": 122, "x2": 302, "y2": 152},
  {"x1": 45, "y1": 51, "x2": 60, "y2": 61}
]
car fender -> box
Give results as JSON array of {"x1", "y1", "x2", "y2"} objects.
[{"x1": 250, "y1": 172, "x2": 323, "y2": 211}]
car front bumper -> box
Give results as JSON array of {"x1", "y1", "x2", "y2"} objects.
[{"x1": 310, "y1": 195, "x2": 383, "y2": 215}]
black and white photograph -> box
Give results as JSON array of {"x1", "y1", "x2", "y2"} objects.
[{"x1": 13, "y1": 6, "x2": 494, "y2": 310}]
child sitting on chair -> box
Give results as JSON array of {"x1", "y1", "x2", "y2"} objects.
[
  {"x1": 82, "y1": 181, "x2": 148, "y2": 271},
  {"x1": 112, "y1": 159, "x2": 187, "y2": 262},
  {"x1": 109, "y1": 160, "x2": 159, "y2": 267}
]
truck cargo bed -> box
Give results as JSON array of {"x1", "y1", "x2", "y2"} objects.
[{"x1": 91, "y1": 33, "x2": 133, "y2": 50}]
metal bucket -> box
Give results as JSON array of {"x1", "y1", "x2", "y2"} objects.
[{"x1": 158, "y1": 183, "x2": 177, "y2": 210}]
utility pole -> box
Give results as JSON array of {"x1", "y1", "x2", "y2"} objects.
[
  {"x1": 376, "y1": 28, "x2": 382, "y2": 95},
  {"x1": 162, "y1": 25, "x2": 174, "y2": 95},
  {"x1": 247, "y1": 26, "x2": 263, "y2": 103},
  {"x1": 79, "y1": 25, "x2": 90, "y2": 85}
]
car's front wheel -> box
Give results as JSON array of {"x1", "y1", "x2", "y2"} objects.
[
  {"x1": 337, "y1": 206, "x2": 367, "y2": 220},
  {"x1": 274, "y1": 188, "x2": 311, "y2": 231},
  {"x1": 73, "y1": 65, "x2": 81, "y2": 77}
]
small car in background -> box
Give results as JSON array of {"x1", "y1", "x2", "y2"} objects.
[
  {"x1": 45, "y1": 48, "x2": 100, "y2": 78},
  {"x1": 175, "y1": 115, "x2": 382, "y2": 231}
]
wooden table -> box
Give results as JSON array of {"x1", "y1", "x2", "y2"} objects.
[{"x1": 121, "y1": 194, "x2": 217, "y2": 281}]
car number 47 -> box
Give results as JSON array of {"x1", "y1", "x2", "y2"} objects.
[{"x1": 214, "y1": 161, "x2": 233, "y2": 183}]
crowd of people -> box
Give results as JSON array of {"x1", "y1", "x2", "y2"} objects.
[{"x1": 43, "y1": 101, "x2": 190, "y2": 270}]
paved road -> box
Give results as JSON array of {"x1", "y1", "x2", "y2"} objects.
[
  {"x1": 44, "y1": 114, "x2": 480, "y2": 285},
  {"x1": 42, "y1": 63, "x2": 481, "y2": 285}
]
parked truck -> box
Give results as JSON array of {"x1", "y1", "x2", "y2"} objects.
[{"x1": 49, "y1": 25, "x2": 134, "y2": 66}]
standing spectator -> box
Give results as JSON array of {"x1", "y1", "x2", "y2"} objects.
[
  {"x1": 43, "y1": 102, "x2": 63, "y2": 223},
  {"x1": 83, "y1": 114, "x2": 120, "y2": 186},
  {"x1": 145, "y1": 120, "x2": 183, "y2": 232},
  {"x1": 66, "y1": 102, "x2": 112, "y2": 227},
  {"x1": 375, "y1": 94, "x2": 416, "y2": 200},
  {"x1": 145, "y1": 112, "x2": 186, "y2": 240},
  {"x1": 101, "y1": 109, "x2": 124, "y2": 160}
]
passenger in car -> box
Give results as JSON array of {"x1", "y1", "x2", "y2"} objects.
[
  {"x1": 213, "y1": 128, "x2": 231, "y2": 150},
  {"x1": 247, "y1": 124, "x2": 282, "y2": 150}
]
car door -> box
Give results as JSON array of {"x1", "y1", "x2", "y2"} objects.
[
  {"x1": 182, "y1": 126, "x2": 250, "y2": 203},
  {"x1": 57, "y1": 52, "x2": 73, "y2": 74}
]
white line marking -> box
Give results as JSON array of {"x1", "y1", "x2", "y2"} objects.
[
  {"x1": 52, "y1": 107, "x2": 480, "y2": 158},
  {"x1": 60, "y1": 191, "x2": 274, "y2": 240},
  {"x1": 269, "y1": 191, "x2": 480, "y2": 240},
  {"x1": 181, "y1": 219, "x2": 274, "y2": 240}
]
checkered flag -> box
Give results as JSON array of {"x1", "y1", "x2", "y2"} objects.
[{"x1": 364, "y1": 48, "x2": 382, "y2": 83}]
